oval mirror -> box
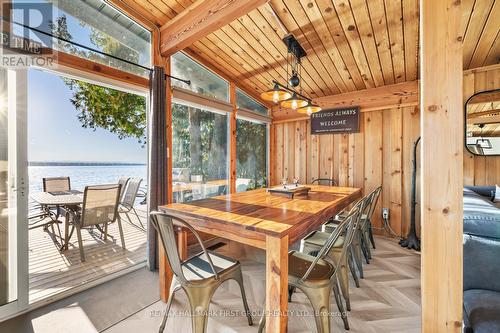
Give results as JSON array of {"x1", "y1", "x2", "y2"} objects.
[{"x1": 465, "y1": 89, "x2": 500, "y2": 156}]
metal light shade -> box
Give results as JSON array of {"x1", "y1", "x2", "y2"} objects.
[
  {"x1": 280, "y1": 93, "x2": 308, "y2": 110},
  {"x1": 297, "y1": 101, "x2": 322, "y2": 115},
  {"x1": 261, "y1": 84, "x2": 292, "y2": 103}
]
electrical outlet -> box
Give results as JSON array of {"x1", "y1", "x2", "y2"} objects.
[{"x1": 382, "y1": 208, "x2": 390, "y2": 219}]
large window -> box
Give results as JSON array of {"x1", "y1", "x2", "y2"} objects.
[
  {"x1": 11, "y1": 0, "x2": 151, "y2": 76},
  {"x1": 172, "y1": 52, "x2": 229, "y2": 102},
  {"x1": 236, "y1": 88, "x2": 268, "y2": 115},
  {"x1": 236, "y1": 118, "x2": 267, "y2": 192},
  {"x1": 172, "y1": 103, "x2": 229, "y2": 203}
]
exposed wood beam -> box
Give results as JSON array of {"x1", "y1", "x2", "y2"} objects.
[
  {"x1": 420, "y1": 0, "x2": 463, "y2": 332},
  {"x1": 467, "y1": 108, "x2": 500, "y2": 119},
  {"x1": 314, "y1": 80, "x2": 419, "y2": 109},
  {"x1": 468, "y1": 114, "x2": 500, "y2": 124},
  {"x1": 47, "y1": 50, "x2": 149, "y2": 91},
  {"x1": 159, "y1": 0, "x2": 268, "y2": 56},
  {"x1": 272, "y1": 81, "x2": 418, "y2": 122}
]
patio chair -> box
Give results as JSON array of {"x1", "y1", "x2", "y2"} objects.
[
  {"x1": 299, "y1": 194, "x2": 370, "y2": 312},
  {"x1": 66, "y1": 184, "x2": 124, "y2": 262},
  {"x1": 311, "y1": 178, "x2": 337, "y2": 186},
  {"x1": 150, "y1": 211, "x2": 253, "y2": 333},
  {"x1": 43, "y1": 176, "x2": 71, "y2": 193},
  {"x1": 35, "y1": 177, "x2": 72, "y2": 236},
  {"x1": 258, "y1": 204, "x2": 361, "y2": 332},
  {"x1": 118, "y1": 178, "x2": 144, "y2": 229},
  {"x1": 117, "y1": 177, "x2": 130, "y2": 201}
]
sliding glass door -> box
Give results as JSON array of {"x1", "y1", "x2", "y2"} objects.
[{"x1": 0, "y1": 68, "x2": 29, "y2": 319}]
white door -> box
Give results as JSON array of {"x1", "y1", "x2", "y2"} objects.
[{"x1": 0, "y1": 68, "x2": 29, "y2": 319}]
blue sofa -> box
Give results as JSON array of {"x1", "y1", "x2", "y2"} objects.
[{"x1": 463, "y1": 186, "x2": 500, "y2": 333}]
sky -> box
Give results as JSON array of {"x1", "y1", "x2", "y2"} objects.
[{"x1": 28, "y1": 69, "x2": 147, "y2": 163}]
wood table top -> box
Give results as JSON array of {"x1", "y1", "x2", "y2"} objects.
[{"x1": 160, "y1": 185, "x2": 361, "y2": 246}]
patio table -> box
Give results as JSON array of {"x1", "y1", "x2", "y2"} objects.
[{"x1": 31, "y1": 190, "x2": 83, "y2": 251}]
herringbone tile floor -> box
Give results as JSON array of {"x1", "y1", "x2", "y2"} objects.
[{"x1": 106, "y1": 236, "x2": 421, "y2": 333}]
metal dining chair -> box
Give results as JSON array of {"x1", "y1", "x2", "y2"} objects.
[
  {"x1": 150, "y1": 211, "x2": 253, "y2": 333},
  {"x1": 118, "y1": 178, "x2": 143, "y2": 229},
  {"x1": 311, "y1": 178, "x2": 337, "y2": 186},
  {"x1": 258, "y1": 205, "x2": 361, "y2": 333},
  {"x1": 66, "y1": 184, "x2": 124, "y2": 262},
  {"x1": 300, "y1": 195, "x2": 370, "y2": 312}
]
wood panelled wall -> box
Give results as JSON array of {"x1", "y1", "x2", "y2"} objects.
[
  {"x1": 464, "y1": 66, "x2": 500, "y2": 186},
  {"x1": 271, "y1": 64, "x2": 500, "y2": 237},
  {"x1": 271, "y1": 106, "x2": 420, "y2": 237}
]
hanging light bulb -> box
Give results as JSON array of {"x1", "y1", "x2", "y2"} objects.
[
  {"x1": 261, "y1": 83, "x2": 292, "y2": 103},
  {"x1": 297, "y1": 100, "x2": 322, "y2": 115},
  {"x1": 281, "y1": 93, "x2": 308, "y2": 110}
]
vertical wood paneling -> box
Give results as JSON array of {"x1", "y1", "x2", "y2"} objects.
[
  {"x1": 364, "y1": 111, "x2": 383, "y2": 229},
  {"x1": 319, "y1": 134, "x2": 334, "y2": 179}
]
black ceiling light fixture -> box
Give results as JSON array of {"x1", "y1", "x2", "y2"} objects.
[{"x1": 261, "y1": 34, "x2": 321, "y2": 115}]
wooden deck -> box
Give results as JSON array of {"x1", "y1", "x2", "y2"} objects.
[{"x1": 29, "y1": 205, "x2": 148, "y2": 304}]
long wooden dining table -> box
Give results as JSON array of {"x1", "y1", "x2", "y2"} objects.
[{"x1": 159, "y1": 185, "x2": 362, "y2": 333}]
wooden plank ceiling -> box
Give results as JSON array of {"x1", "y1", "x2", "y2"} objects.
[{"x1": 123, "y1": 0, "x2": 499, "y2": 104}]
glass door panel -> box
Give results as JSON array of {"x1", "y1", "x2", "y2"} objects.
[{"x1": 0, "y1": 68, "x2": 29, "y2": 318}]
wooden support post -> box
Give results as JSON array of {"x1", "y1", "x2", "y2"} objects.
[
  {"x1": 229, "y1": 82, "x2": 237, "y2": 194},
  {"x1": 269, "y1": 123, "x2": 275, "y2": 186},
  {"x1": 420, "y1": 0, "x2": 463, "y2": 331}
]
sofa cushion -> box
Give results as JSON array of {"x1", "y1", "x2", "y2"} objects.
[
  {"x1": 464, "y1": 289, "x2": 500, "y2": 333},
  {"x1": 463, "y1": 234, "x2": 500, "y2": 292},
  {"x1": 463, "y1": 188, "x2": 500, "y2": 239}
]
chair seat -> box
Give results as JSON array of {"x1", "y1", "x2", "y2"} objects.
[
  {"x1": 303, "y1": 230, "x2": 344, "y2": 249},
  {"x1": 288, "y1": 251, "x2": 334, "y2": 281},
  {"x1": 182, "y1": 250, "x2": 238, "y2": 281}
]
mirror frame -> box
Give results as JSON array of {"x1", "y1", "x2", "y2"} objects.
[{"x1": 464, "y1": 88, "x2": 500, "y2": 156}]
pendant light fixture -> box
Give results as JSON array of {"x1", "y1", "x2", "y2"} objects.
[
  {"x1": 261, "y1": 34, "x2": 321, "y2": 115},
  {"x1": 261, "y1": 83, "x2": 292, "y2": 103},
  {"x1": 281, "y1": 92, "x2": 309, "y2": 110},
  {"x1": 297, "y1": 101, "x2": 322, "y2": 115}
]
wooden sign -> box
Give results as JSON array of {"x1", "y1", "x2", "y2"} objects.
[{"x1": 310, "y1": 107, "x2": 360, "y2": 134}]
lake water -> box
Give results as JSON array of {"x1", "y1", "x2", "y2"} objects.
[{"x1": 29, "y1": 165, "x2": 147, "y2": 193}]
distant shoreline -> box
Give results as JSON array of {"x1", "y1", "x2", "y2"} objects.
[{"x1": 29, "y1": 162, "x2": 146, "y2": 167}]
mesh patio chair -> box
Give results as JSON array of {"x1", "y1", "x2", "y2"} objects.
[
  {"x1": 43, "y1": 177, "x2": 71, "y2": 193},
  {"x1": 150, "y1": 212, "x2": 253, "y2": 333},
  {"x1": 118, "y1": 178, "x2": 144, "y2": 229},
  {"x1": 66, "y1": 184, "x2": 124, "y2": 262},
  {"x1": 117, "y1": 177, "x2": 130, "y2": 201},
  {"x1": 299, "y1": 194, "x2": 371, "y2": 312},
  {"x1": 35, "y1": 177, "x2": 72, "y2": 236},
  {"x1": 258, "y1": 204, "x2": 361, "y2": 332},
  {"x1": 311, "y1": 178, "x2": 337, "y2": 186}
]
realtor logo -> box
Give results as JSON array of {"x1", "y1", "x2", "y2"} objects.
[{"x1": 0, "y1": 1, "x2": 57, "y2": 68}]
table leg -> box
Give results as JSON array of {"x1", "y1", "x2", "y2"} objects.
[
  {"x1": 266, "y1": 235, "x2": 288, "y2": 333},
  {"x1": 64, "y1": 211, "x2": 69, "y2": 250},
  {"x1": 177, "y1": 229, "x2": 188, "y2": 260}
]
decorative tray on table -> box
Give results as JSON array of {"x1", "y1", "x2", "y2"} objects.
[{"x1": 267, "y1": 179, "x2": 310, "y2": 199}]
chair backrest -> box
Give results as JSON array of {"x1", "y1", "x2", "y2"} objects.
[
  {"x1": 80, "y1": 184, "x2": 121, "y2": 228},
  {"x1": 311, "y1": 178, "x2": 337, "y2": 186},
  {"x1": 118, "y1": 177, "x2": 130, "y2": 199},
  {"x1": 365, "y1": 186, "x2": 382, "y2": 219},
  {"x1": 150, "y1": 211, "x2": 219, "y2": 284},
  {"x1": 43, "y1": 177, "x2": 70, "y2": 192},
  {"x1": 121, "y1": 178, "x2": 142, "y2": 209},
  {"x1": 300, "y1": 197, "x2": 366, "y2": 282}
]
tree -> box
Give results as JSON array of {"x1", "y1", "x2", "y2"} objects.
[{"x1": 52, "y1": 15, "x2": 147, "y2": 145}]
